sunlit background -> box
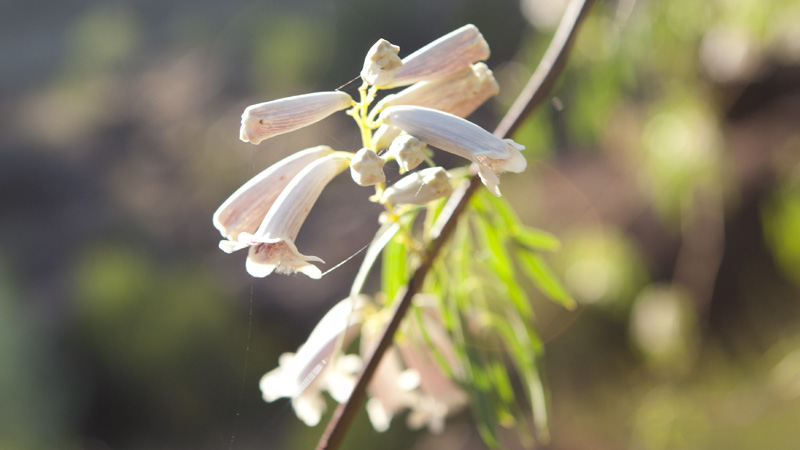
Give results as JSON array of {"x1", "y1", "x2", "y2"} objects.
[{"x1": 2, "y1": 0, "x2": 800, "y2": 448}]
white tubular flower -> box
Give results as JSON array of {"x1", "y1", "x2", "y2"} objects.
[
  {"x1": 380, "y1": 24, "x2": 490, "y2": 88},
  {"x1": 260, "y1": 297, "x2": 367, "y2": 426},
  {"x1": 387, "y1": 134, "x2": 426, "y2": 172},
  {"x1": 233, "y1": 154, "x2": 350, "y2": 279},
  {"x1": 379, "y1": 105, "x2": 526, "y2": 196},
  {"x1": 213, "y1": 146, "x2": 335, "y2": 245},
  {"x1": 361, "y1": 39, "x2": 403, "y2": 86},
  {"x1": 349, "y1": 148, "x2": 386, "y2": 186},
  {"x1": 374, "y1": 63, "x2": 499, "y2": 119},
  {"x1": 381, "y1": 167, "x2": 453, "y2": 205},
  {"x1": 240, "y1": 91, "x2": 353, "y2": 145}
]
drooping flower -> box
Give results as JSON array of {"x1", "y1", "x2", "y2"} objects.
[
  {"x1": 380, "y1": 24, "x2": 490, "y2": 88},
  {"x1": 379, "y1": 105, "x2": 526, "y2": 196},
  {"x1": 240, "y1": 91, "x2": 353, "y2": 145},
  {"x1": 213, "y1": 146, "x2": 335, "y2": 244},
  {"x1": 381, "y1": 167, "x2": 453, "y2": 205},
  {"x1": 362, "y1": 297, "x2": 468, "y2": 434},
  {"x1": 398, "y1": 303, "x2": 468, "y2": 433},
  {"x1": 371, "y1": 63, "x2": 499, "y2": 150},
  {"x1": 260, "y1": 296, "x2": 368, "y2": 426},
  {"x1": 349, "y1": 148, "x2": 386, "y2": 186},
  {"x1": 221, "y1": 153, "x2": 350, "y2": 279},
  {"x1": 361, "y1": 39, "x2": 403, "y2": 86}
]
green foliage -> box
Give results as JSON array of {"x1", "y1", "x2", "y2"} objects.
[{"x1": 382, "y1": 187, "x2": 574, "y2": 448}]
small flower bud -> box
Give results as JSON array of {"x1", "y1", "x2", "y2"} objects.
[
  {"x1": 381, "y1": 24, "x2": 490, "y2": 88},
  {"x1": 379, "y1": 105, "x2": 526, "y2": 196},
  {"x1": 361, "y1": 39, "x2": 403, "y2": 86},
  {"x1": 240, "y1": 91, "x2": 353, "y2": 145},
  {"x1": 388, "y1": 134, "x2": 426, "y2": 172},
  {"x1": 350, "y1": 148, "x2": 386, "y2": 186},
  {"x1": 381, "y1": 167, "x2": 453, "y2": 205}
]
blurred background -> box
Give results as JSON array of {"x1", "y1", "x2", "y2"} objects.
[{"x1": 2, "y1": 0, "x2": 800, "y2": 449}]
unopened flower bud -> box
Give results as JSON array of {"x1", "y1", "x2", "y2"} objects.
[
  {"x1": 381, "y1": 24, "x2": 490, "y2": 88},
  {"x1": 379, "y1": 105, "x2": 526, "y2": 196},
  {"x1": 240, "y1": 91, "x2": 353, "y2": 145},
  {"x1": 361, "y1": 39, "x2": 403, "y2": 86},
  {"x1": 350, "y1": 148, "x2": 386, "y2": 186},
  {"x1": 388, "y1": 135, "x2": 426, "y2": 172},
  {"x1": 381, "y1": 167, "x2": 453, "y2": 205}
]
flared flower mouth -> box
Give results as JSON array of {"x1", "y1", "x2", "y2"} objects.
[{"x1": 246, "y1": 238, "x2": 325, "y2": 279}]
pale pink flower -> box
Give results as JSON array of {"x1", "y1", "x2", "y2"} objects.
[
  {"x1": 240, "y1": 91, "x2": 353, "y2": 145},
  {"x1": 381, "y1": 24, "x2": 490, "y2": 88},
  {"x1": 379, "y1": 105, "x2": 526, "y2": 196},
  {"x1": 260, "y1": 297, "x2": 367, "y2": 426},
  {"x1": 213, "y1": 146, "x2": 334, "y2": 244},
  {"x1": 363, "y1": 297, "x2": 467, "y2": 434},
  {"x1": 221, "y1": 153, "x2": 350, "y2": 279}
]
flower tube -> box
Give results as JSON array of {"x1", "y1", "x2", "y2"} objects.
[
  {"x1": 240, "y1": 91, "x2": 353, "y2": 145},
  {"x1": 213, "y1": 146, "x2": 335, "y2": 244},
  {"x1": 380, "y1": 24, "x2": 490, "y2": 88},
  {"x1": 224, "y1": 153, "x2": 350, "y2": 278},
  {"x1": 260, "y1": 296, "x2": 367, "y2": 426},
  {"x1": 379, "y1": 105, "x2": 526, "y2": 196},
  {"x1": 375, "y1": 63, "x2": 499, "y2": 119},
  {"x1": 371, "y1": 63, "x2": 499, "y2": 150}
]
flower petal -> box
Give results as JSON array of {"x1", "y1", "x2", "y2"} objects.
[
  {"x1": 243, "y1": 153, "x2": 350, "y2": 278},
  {"x1": 213, "y1": 146, "x2": 335, "y2": 242},
  {"x1": 240, "y1": 91, "x2": 353, "y2": 144},
  {"x1": 379, "y1": 105, "x2": 526, "y2": 196},
  {"x1": 374, "y1": 62, "x2": 499, "y2": 118},
  {"x1": 381, "y1": 24, "x2": 490, "y2": 88}
]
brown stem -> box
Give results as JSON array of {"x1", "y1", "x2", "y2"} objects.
[{"x1": 315, "y1": 1, "x2": 594, "y2": 448}]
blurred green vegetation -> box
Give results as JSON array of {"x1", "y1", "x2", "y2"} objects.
[{"x1": 1, "y1": 0, "x2": 800, "y2": 449}]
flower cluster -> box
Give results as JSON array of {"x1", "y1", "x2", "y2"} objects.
[
  {"x1": 214, "y1": 25, "x2": 529, "y2": 434},
  {"x1": 213, "y1": 24, "x2": 526, "y2": 280},
  {"x1": 260, "y1": 295, "x2": 467, "y2": 432}
]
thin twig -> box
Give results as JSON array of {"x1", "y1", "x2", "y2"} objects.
[{"x1": 315, "y1": 1, "x2": 594, "y2": 448}]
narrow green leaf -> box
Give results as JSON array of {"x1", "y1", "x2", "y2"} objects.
[
  {"x1": 381, "y1": 234, "x2": 407, "y2": 302},
  {"x1": 514, "y1": 227, "x2": 562, "y2": 252},
  {"x1": 516, "y1": 250, "x2": 576, "y2": 310}
]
